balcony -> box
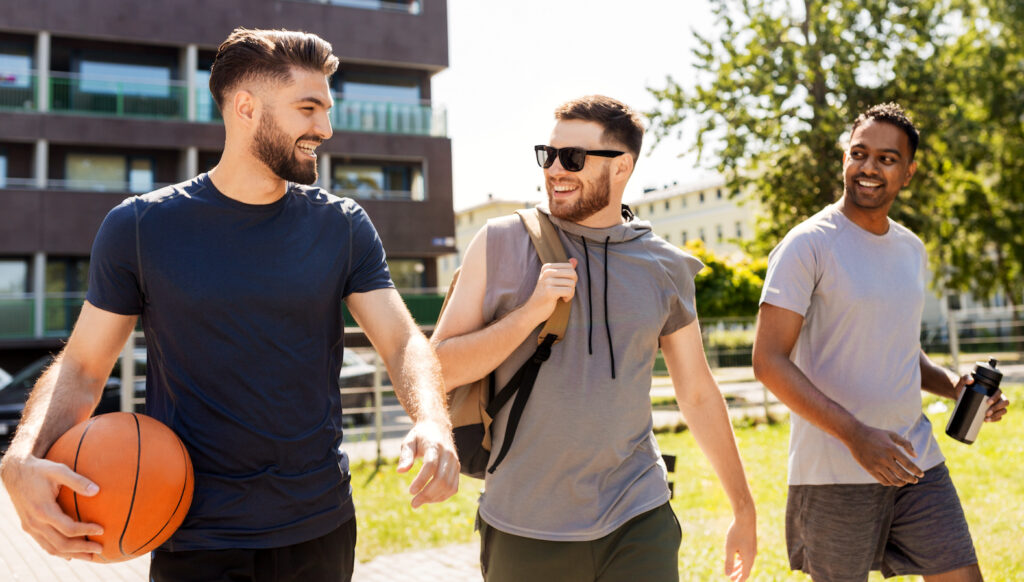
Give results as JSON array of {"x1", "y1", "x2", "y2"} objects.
[
  {"x1": 0, "y1": 291, "x2": 447, "y2": 340},
  {"x1": 0, "y1": 294, "x2": 84, "y2": 339},
  {"x1": 287, "y1": 0, "x2": 422, "y2": 14},
  {"x1": 0, "y1": 72, "x2": 447, "y2": 136}
]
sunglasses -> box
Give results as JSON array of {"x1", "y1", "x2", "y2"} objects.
[{"x1": 534, "y1": 145, "x2": 625, "y2": 172}]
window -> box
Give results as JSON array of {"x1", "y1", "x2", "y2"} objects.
[
  {"x1": 699, "y1": 228, "x2": 706, "y2": 243},
  {"x1": 79, "y1": 61, "x2": 172, "y2": 97},
  {"x1": 0, "y1": 52, "x2": 32, "y2": 88},
  {"x1": 387, "y1": 259, "x2": 425, "y2": 289},
  {"x1": 648, "y1": 204, "x2": 654, "y2": 215},
  {"x1": 716, "y1": 224, "x2": 724, "y2": 242},
  {"x1": 735, "y1": 221, "x2": 743, "y2": 238},
  {"x1": 341, "y1": 72, "x2": 421, "y2": 104},
  {"x1": 195, "y1": 68, "x2": 217, "y2": 122},
  {"x1": 681, "y1": 196, "x2": 687, "y2": 208},
  {"x1": 80, "y1": 61, "x2": 172, "y2": 97},
  {"x1": 664, "y1": 200, "x2": 670, "y2": 211},
  {"x1": 717, "y1": 189, "x2": 723, "y2": 200},
  {"x1": 0, "y1": 258, "x2": 30, "y2": 295},
  {"x1": 664, "y1": 233, "x2": 670, "y2": 243},
  {"x1": 0, "y1": 152, "x2": 6, "y2": 188},
  {"x1": 699, "y1": 192, "x2": 705, "y2": 204},
  {"x1": 46, "y1": 257, "x2": 89, "y2": 295},
  {"x1": 66, "y1": 153, "x2": 153, "y2": 192},
  {"x1": 332, "y1": 161, "x2": 424, "y2": 201},
  {"x1": 682, "y1": 231, "x2": 688, "y2": 244}
]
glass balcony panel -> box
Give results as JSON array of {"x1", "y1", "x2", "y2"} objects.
[
  {"x1": 0, "y1": 70, "x2": 36, "y2": 111},
  {"x1": 44, "y1": 293, "x2": 84, "y2": 336},
  {"x1": 49, "y1": 72, "x2": 187, "y2": 120},
  {"x1": 0, "y1": 295, "x2": 33, "y2": 339}
]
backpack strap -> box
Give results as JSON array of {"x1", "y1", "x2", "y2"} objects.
[
  {"x1": 487, "y1": 208, "x2": 573, "y2": 474},
  {"x1": 515, "y1": 208, "x2": 571, "y2": 345}
]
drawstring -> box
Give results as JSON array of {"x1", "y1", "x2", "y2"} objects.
[
  {"x1": 578, "y1": 235, "x2": 616, "y2": 379},
  {"x1": 603, "y1": 236, "x2": 616, "y2": 379},
  {"x1": 581, "y1": 237, "x2": 594, "y2": 355}
]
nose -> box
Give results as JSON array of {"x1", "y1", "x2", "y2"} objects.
[
  {"x1": 860, "y1": 155, "x2": 880, "y2": 175},
  {"x1": 316, "y1": 111, "x2": 333, "y2": 141},
  {"x1": 546, "y1": 154, "x2": 569, "y2": 177}
]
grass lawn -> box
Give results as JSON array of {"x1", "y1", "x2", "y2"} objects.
[{"x1": 350, "y1": 384, "x2": 1023, "y2": 580}]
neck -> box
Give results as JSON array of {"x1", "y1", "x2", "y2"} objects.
[
  {"x1": 207, "y1": 144, "x2": 289, "y2": 205},
  {"x1": 837, "y1": 195, "x2": 891, "y2": 235}
]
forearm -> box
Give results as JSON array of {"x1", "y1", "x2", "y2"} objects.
[
  {"x1": 678, "y1": 381, "x2": 755, "y2": 518},
  {"x1": 919, "y1": 351, "x2": 959, "y2": 398},
  {"x1": 433, "y1": 301, "x2": 548, "y2": 389},
  {"x1": 3, "y1": 355, "x2": 102, "y2": 463},
  {"x1": 389, "y1": 332, "x2": 451, "y2": 429},
  {"x1": 753, "y1": 351, "x2": 862, "y2": 445}
]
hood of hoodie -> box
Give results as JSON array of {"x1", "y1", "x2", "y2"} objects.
[{"x1": 537, "y1": 203, "x2": 651, "y2": 244}]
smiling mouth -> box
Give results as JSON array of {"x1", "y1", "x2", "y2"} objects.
[
  {"x1": 551, "y1": 183, "x2": 579, "y2": 195},
  {"x1": 296, "y1": 142, "x2": 320, "y2": 159},
  {"x1": 855, "y1": 177, "x2": 884, "y2": 189}
]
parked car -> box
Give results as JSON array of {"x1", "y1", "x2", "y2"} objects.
[
  {"x1": 0, "y1": 352, "x2": 146, "y2": 442},
  {"x1": 0, "y1": 366, "x2": 11, "y2": 390}
]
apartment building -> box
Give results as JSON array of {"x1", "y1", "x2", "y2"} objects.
[
  {"x1": 628, "y1": 177, "x2": 758, "y2": 258},
  {"x1": 0, "y1": 0, "x2": 454, "y2": 369}
]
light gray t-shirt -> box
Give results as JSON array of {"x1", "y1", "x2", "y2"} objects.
[
  {"x1": 478, "y1": 206, "x2": 703, "y2": 541},
  {"x1": 760, "y1": 203, "x2": 944, "y2": 485}
]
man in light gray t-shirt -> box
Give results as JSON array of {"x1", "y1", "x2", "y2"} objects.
[{"x1": 754, "y1": 103, "x2": 1009, "y2": 581}]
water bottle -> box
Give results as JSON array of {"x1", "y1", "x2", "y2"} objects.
[{"x1": 945, "y1": 358, "x2": 1003, "y2": 444}]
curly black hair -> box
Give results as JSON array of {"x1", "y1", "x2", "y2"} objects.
[{"x1": 851, "y1": 103, "x2": 920, "y2": 160}]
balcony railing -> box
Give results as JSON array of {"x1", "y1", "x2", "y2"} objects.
[
  {"x1": 287, "y1": 0, "x2": 422, "y2": 14},
  {"x1": 0, "y1": 72, "x2": 447, "y2": 136},
  {"x1": 0, "y1": 294, "x2": 85, "y2": 339},
  {"x1": 0, "y1": 177, "x2": 175, "y2": 192},
  {"x1": 331, "y1": 188, "x2": 424, "y2": 201}
]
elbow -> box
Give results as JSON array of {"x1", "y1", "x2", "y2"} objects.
[{"x1": 751, "y1": 345, "x2": 768, "y2": 382}]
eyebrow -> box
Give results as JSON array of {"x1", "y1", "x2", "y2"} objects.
[
  {"x1": 295, "y1": 96, "x2": 333, "y2": 108},
  {"x1": 850, "y1": 143, "x2": 903, "y2": 157}
]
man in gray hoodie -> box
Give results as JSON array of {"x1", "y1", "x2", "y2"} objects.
[{"x1": 431, "y1": 95, "x2": 757, "y2": 582}]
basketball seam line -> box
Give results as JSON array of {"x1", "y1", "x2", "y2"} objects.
[
  {"x1": 70, "y1": 417, "x2": 99, "y2": 534},
  {"x1": 117, "y1": 413, "x2": 142, "y2": 557},
  {"x1": 127, "y1": 433, "x2": 191, "y2": 554}
]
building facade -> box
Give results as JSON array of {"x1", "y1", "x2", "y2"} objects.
[
  {"x1": 439, "y1": 195, "x2": 539, "y2": 288},
  {"x1": 628, "y1": 177, "x2": 758, "y2": 259},
  {"x1": 0, "y1": 0, "x2": 454, "y2": 370}
]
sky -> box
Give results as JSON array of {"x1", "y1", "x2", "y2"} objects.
[{"x1": 431, "y1": 0, "x2": 720, "y2": 211}]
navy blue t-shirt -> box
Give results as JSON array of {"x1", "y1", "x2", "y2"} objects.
[{"x1": 86, "y1": 174, "x2": 393, "y2": 550}]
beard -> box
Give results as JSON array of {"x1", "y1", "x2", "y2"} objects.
[
  {"x1": 547, "y1": 168, "x2": 611, "y2": 223},
  {"x1": 251, "y1": 112, "x2": 319, "y2": 185}
]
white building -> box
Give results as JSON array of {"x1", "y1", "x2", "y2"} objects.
[
  {"x1": 439, "y1": 195, "x2": 540, "y2": 288},
  {"x1": 627, "y1": 177, "x2": 759, "y2": 259}
]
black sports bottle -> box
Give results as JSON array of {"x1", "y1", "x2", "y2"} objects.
[{"x1": 945, "y1": 358, "x2": 1003, "y2": 445}]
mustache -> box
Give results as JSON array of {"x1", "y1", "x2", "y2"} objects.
[{"x1": 295, "y1": 135, "x2": 323, "y2": 145}]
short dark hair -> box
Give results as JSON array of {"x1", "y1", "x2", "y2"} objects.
[
  {"x1": 209, "y1": 28, "x2": 340, "y2": 112},
  {"x1": 851, "y1": 102, "x2": 920, "y2": 160},
  {"x1": 554, "y1": 95, "x2": 645, "y2": 161}
]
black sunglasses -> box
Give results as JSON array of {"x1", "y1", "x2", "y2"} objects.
[{"x1": 534, "y1": 145, "x2": 625, "y2": 172}]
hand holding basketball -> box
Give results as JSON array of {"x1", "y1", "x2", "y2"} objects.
[{"x1": 44, "y1": 412, "x2": 194, "y2": 562}]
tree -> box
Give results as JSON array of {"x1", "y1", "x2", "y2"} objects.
[
  {"x1": 685, "y1": 240, "x2": 766, "y2": 319},
  {"x1": 647, "y1": 0, "x2": 1023, "y2": 307}
]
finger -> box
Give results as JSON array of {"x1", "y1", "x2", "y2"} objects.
[
  {"x1": 891, "y1": 455, "x2": 923, "y2": 482},
  {"x1": 408, "y1": 443, "x2": 440, "y2": 498},
  {"x1": 411, "y1": 453, "x2": 459, "y2": 508},
  {"x1": 568, "y1": 258, "x2": 578, "y2": 269},
  {"x1": 724, "y1": 548, "x2": 735, "y2": 579},
  {"x1": 888, "y1": 432, "x2": 917, "y2": 458},
  {"x1": 48, "y1": 462, "x2": 100, "y2": 498},
  {"x1": 396, "y1": 435, "x2": 417, "y2": 473}
]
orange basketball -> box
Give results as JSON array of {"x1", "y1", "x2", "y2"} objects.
[{"x1": 44, "y1": 412, "x2": 194, "y2": 563}]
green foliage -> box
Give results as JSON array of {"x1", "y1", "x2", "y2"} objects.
[
  {"x1": 648, "y1": 0, "x2": 1024, "y2": 305},
  {"x1": 685, "y1": 239, "x2": 766, "y2": 318}
]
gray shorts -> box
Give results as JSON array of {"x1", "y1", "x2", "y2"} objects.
[{"x1": 786, "y1": 462, "x2": 977, "y2": 581}]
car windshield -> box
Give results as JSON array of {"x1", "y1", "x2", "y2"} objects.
[{"x1": 0, "y1": 357, "x2": 51, "y2": 396}]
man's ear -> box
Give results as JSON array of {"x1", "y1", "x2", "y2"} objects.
[
  {"x1": 231, "y1": 89, "x2": 258, "y2": 126},
  {"x1": 903, "y1": 160, "x2": 918, "y2": 187},
  {"x1": 613, "y1": 152, "x2": 635, "y2": 182}
]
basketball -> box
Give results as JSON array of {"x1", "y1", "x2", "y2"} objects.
[{"x1": 44, "y1": 412, "x2": 194, "y2": 563}]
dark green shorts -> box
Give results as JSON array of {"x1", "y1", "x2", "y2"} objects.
[{"x1": 477, "y1": 502, "x2": 682, "y2": 582}]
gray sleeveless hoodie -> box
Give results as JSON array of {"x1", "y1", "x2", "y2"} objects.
[{"x1": 479, "y1": 204, "x2": 703, "y2": 541}]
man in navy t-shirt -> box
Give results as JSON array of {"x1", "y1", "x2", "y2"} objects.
[{"x1": 0, "y1": 28, "x2": 459, "y2": 582}]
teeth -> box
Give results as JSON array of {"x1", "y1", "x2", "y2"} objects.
[
  {"x1": 553, "y1": 184, "x2": 576, "y2": 192},
  {"x1": 857, "y1": 179, "x2": 882, "y2": 187}
]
